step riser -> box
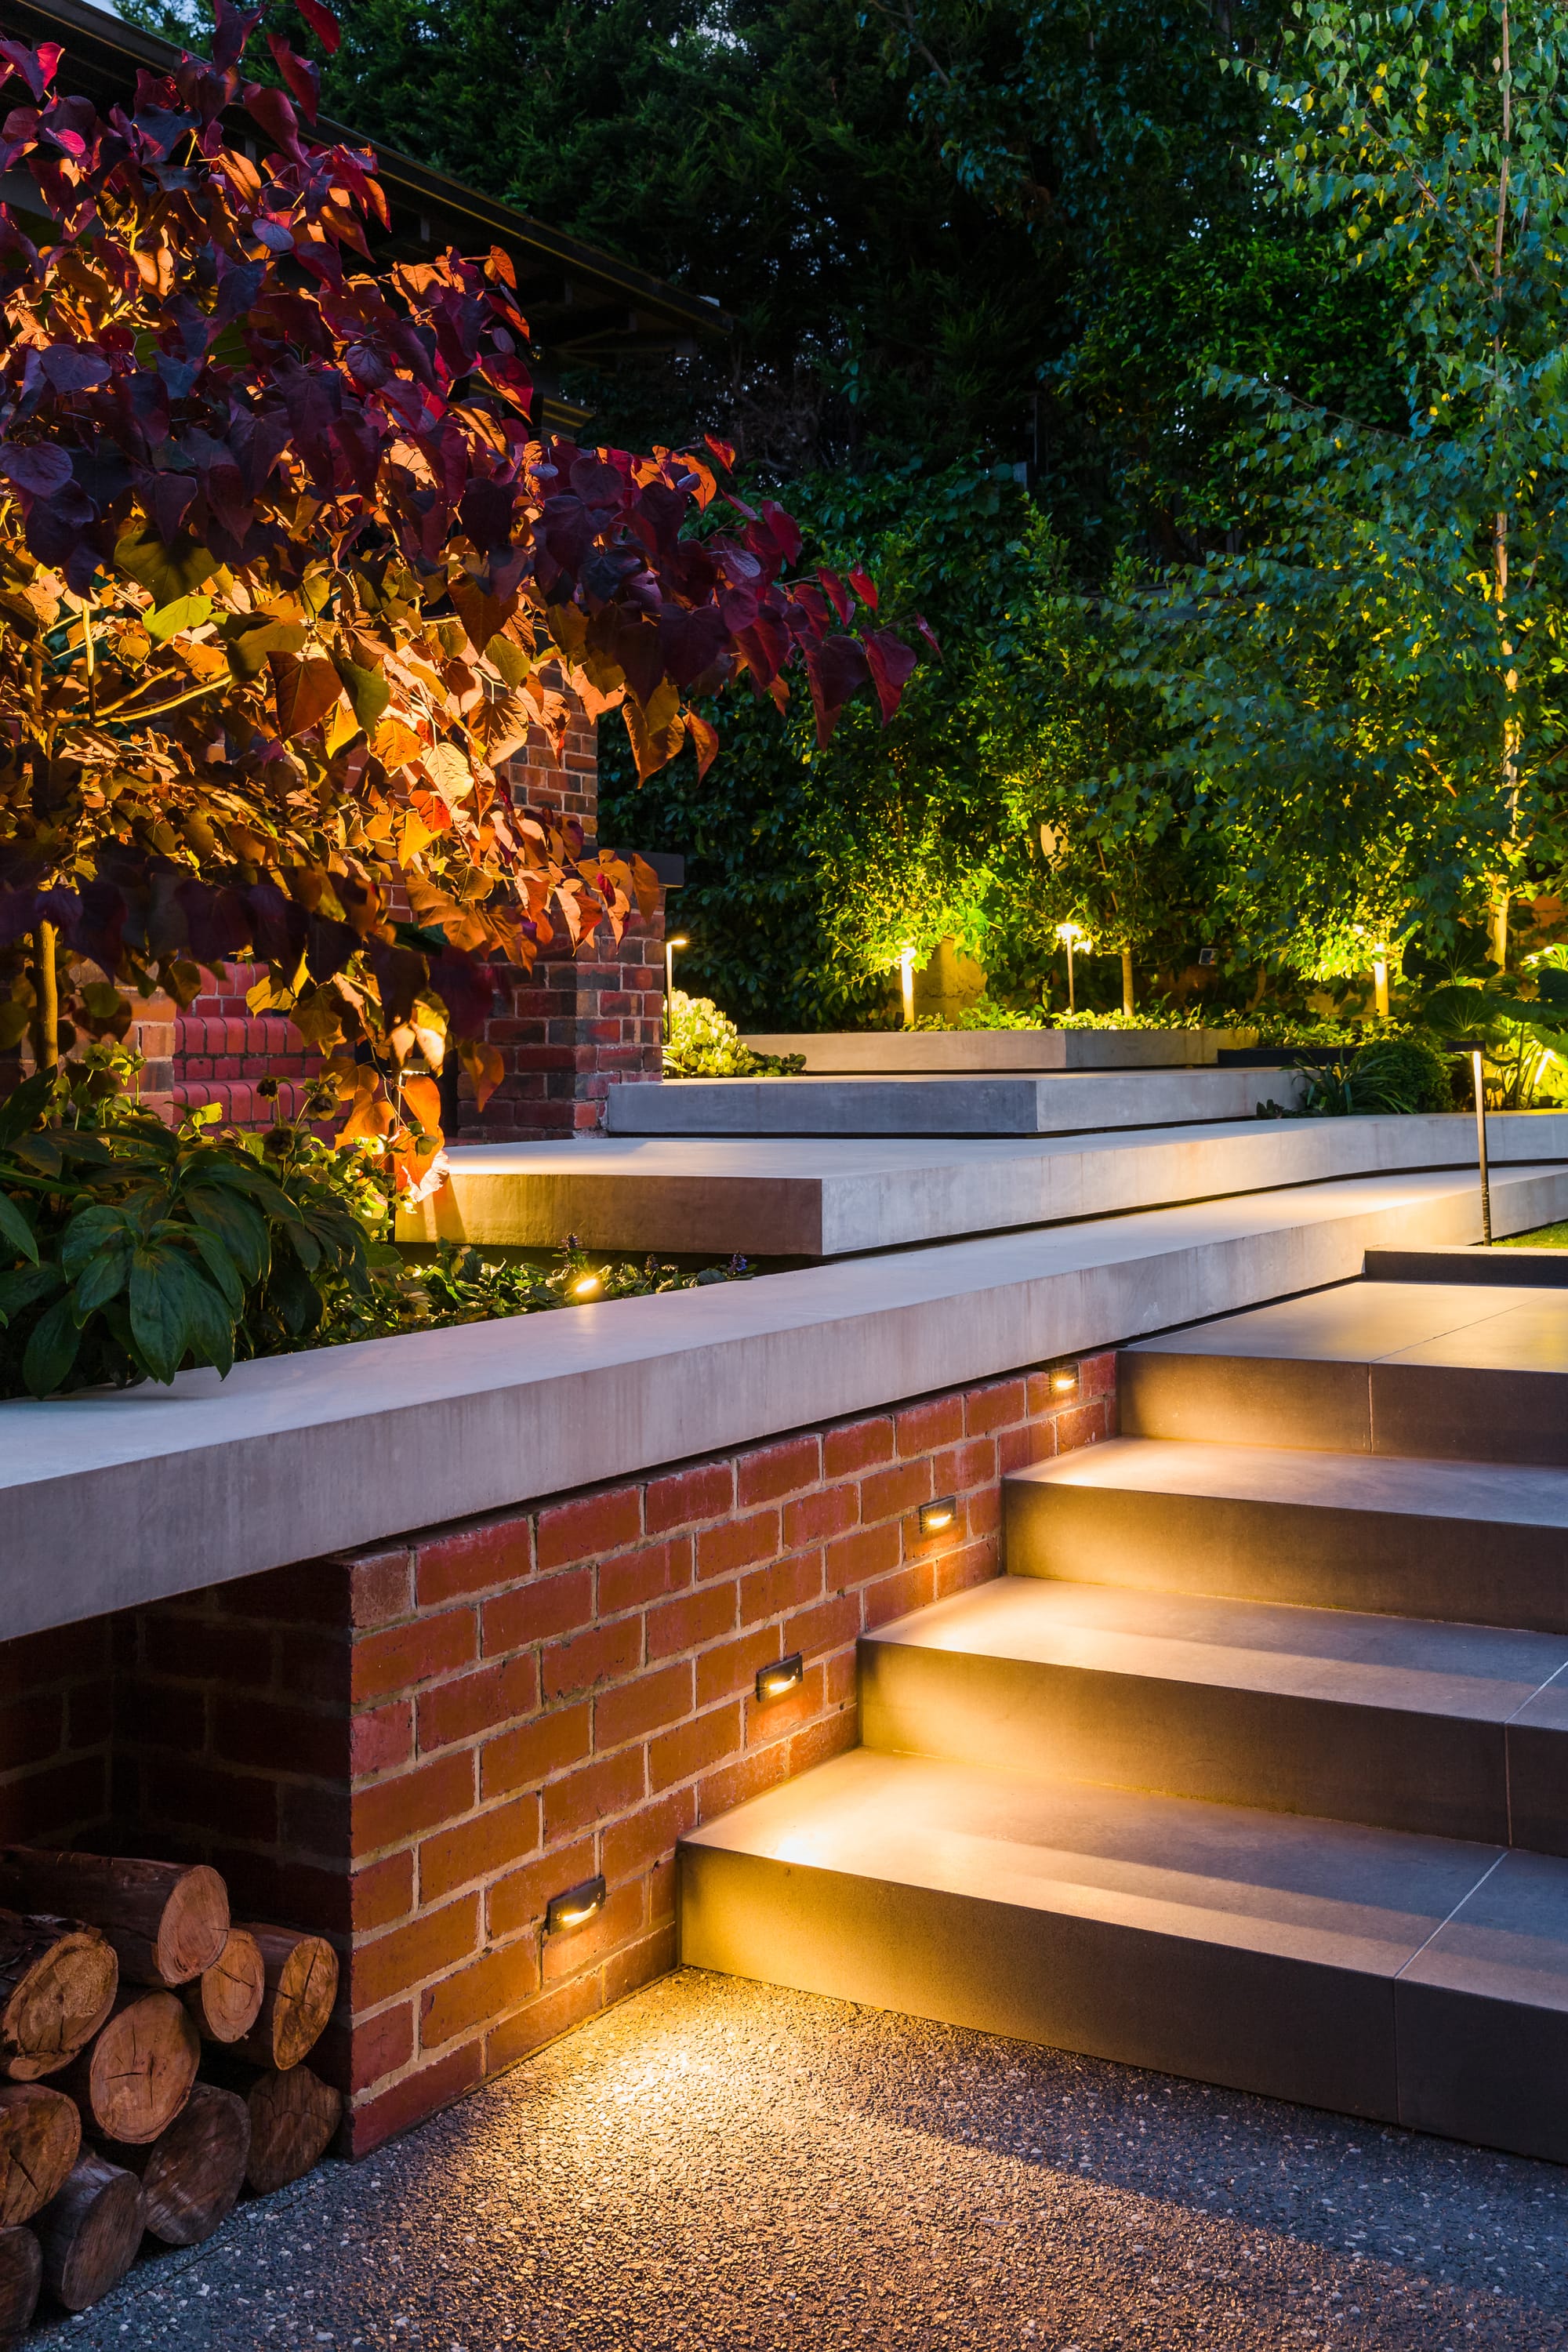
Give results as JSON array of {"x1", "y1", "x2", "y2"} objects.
[
  {"x1": 860, "y1": 1641, "x2": 1567, "y2": 1851},
  {"x1": 1120, "y1": 1350, "x2": 1568, "y2": 1465},
  {"x1": 679, "y1": 1846, "x2": 1568, "y2": 2167},
  {"x1": 679, "y1": 1846, "x2": 1399, "y2": 2124},
  {"x1": 1003, "y1": 1477, "x2": 1568, "y2": 1635}
]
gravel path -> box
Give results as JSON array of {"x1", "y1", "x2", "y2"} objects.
[{"x1": 42, "y1": 1969, "x2": 1568, "y2": 2350}]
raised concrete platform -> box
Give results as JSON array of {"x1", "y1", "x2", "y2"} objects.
[
  {"x1": 608, "y1": 1065, "x2": 1305, "y2": 1136},
  {"x1": 6, "y1": 1162, "x2": 1567, "y2": 1639},
  {"x1": 407, "y1": 1111, "x2": 1568, "y2": 1257},
  {"x1": 737, "y1": 1028, "x2": 1226, "y2": 1072}
]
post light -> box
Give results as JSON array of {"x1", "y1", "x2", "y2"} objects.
[
  {"x1": 546, "y1": 1875, "x2": 606, "y2": 1934},
  {"x1": 919, "y1": 1497, "x2": 957, "y2": 1537},
  {"x1": 1049, "y1": 1364, "x2": 1079, "y2": 1397},
  {"x1": 1472, "y1": 1047, "x2": 1493, "y2": 1245},
  {"x1": 663, "y1": 934, "x2": 689, "y2": 1041},
  {"x1": 1055, "y1": 922, "x2": 1087, "y2": 1014},
  {"x1": 1370, "y1": 943, "x2": 1390, "y2": 1018},
  {"x1": 755, "y1": 1653, "x2": 804, "y2": 1703},
  {"x1": 899, "y1": 946, "x2": 916, "y2": 1030}
]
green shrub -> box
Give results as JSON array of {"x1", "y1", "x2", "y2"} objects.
[
  {"x1": 663, "y1": 991, "x2": 804, "y2": 1077},
  {"x1": 1298, "y1": 1034, "x2": 1453, "y2": 1117}
]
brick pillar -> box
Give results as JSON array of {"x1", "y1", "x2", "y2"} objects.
[{"x1": 122, "y1": 686, "x2": 663, "y2": 1137}]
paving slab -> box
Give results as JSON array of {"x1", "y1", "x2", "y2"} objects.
[
  {"x1": 39, "y1": 1969, "x2": 1568, "y2": 2352},
  {"x1": 738, "y1": 1026, "x2": 1221, "y2": 1070},
  {"x1": 607, "y1": 1064, "x2": 1305, "y2": 1134},
  {"x1": 405, "y1": 1109, "x2": 1568, "y2": 1256}
]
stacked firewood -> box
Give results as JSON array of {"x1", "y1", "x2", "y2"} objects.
[{"x1": 0, "y1": 1848, "x2": 341, "y2": 2334}]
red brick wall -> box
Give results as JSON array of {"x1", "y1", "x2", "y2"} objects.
[{"x1": 0, "y1": 1352, "x2": 1115, "y2": 2161}]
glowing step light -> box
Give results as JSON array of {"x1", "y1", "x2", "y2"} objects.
[{"x1": 546, "y1": 1875, "x2": 607, "y2": 1935}]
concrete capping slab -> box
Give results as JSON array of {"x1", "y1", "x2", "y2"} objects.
[
  {"x1": 1, "y1": 1163, "x2": 1566, "y2": 1641},
  {"x1": 405, "y1": 1112, "x2": 1568, "y2": 1258},
  {"x1": 736, "y1": 1029, "x2": 1225, "y2": 1073}
]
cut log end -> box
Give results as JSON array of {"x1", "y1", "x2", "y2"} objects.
[
  {"x1": 0, "y1": 2085, "x2": 80, "y2": 2227},
  {"x1": 122, "y1": 2083, "x2": 250, "y2": 2248},
  {"x1": 234, "y1": 1929, "x2": 339, "y2": 2071},
  {"x1": 184, "y1": 1930, "x2": 264, "y2": 2046},
  {"x1": 0, "y1": 1921, "x2": 117, "y2": 2081},
  {"x1": 35, "y1": 2153, "x2": 144, "y2": 2312},
  {"x1": 154, "y1": 1867, "x2": 229, "y2": 1988},
  {"x1": 245, "y1": 2064, "x2": 341, "y2": 2196},
  {"x1": 0, "y1": 2223, "x2": 41, "y2": 2341},
  {"x1": 68, "y1": 1991, "x2": 198, "y2": 2147}
]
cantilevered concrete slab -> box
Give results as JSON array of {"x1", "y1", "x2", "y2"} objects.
[
  {"x1": 5, "y1": 1163, "x2": 1568, "y2": 1637},
  {"x1": 737, "y1": 1028, "x2": 1222, "y2": 1072},
  {"x1": 607, "y1": 1065, "x2": 1303, "y2": 1136},
  {"x1": 405, "y1": 1110, "x2": 1568, "y2": 1257}
]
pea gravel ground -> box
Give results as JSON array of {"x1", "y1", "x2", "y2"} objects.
[{"x1": 41, "y1": 1969, "x2": 1568, "y2": 2350}]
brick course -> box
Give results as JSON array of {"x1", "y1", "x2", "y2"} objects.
[{"x1": 0, "y1": 1349, "x2": 1116, "y2": 2162}]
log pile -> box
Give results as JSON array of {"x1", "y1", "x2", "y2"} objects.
[{"x1": 0, "y1": 1849, "x2": 342, "y2": 2336}]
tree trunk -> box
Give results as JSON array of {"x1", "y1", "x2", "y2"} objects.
[
  {"x1": 109, "y1": 2083, "x2": 249, "y2": 2248},
  {"x1": 34, "y1": 2153, "x2": 143, "y2": 2312},
  {"x1": 0, "y1": 2086, "x2": 80, "y2": 2226},
  {"x1": 0, "y1": 2225, "x2": 40, "y2": 2342},
  {"x1": 1121, "y1": 946, "x2": 1134, "y2": 1018},
  {"x1": 232, "y1": 2063, "x2": 342, "y2": 2195},
  {"x1": 183, "y1": 1929, "x2": 265, "y2": 2047},
  {"x1": 0, "y1": 1853, "x2": 228, "y2": 1988},
  {"x1": 60, "y1": 1991, "x2": 198, "y2": 2147},
  {"x1": 230, "y1": 1928, "x2": 338, "y2": 2071},
  {"x1": 0, "y1": 1917, "x2": 117, "y2": 2082},
  {"x1": 30, "y1": 924, "x2": 57, "y2": 1075}
]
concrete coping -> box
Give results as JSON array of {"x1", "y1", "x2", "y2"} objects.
[{"x1": 1, "y1": 1161, "x2": 1566, "y2": 1640}]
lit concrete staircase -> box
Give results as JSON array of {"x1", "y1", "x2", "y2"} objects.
[{"x1": 680, "y1": 1278, "x2": 1568, "y2": 2162}]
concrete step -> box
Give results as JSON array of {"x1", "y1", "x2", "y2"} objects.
[
  {"x1": 1003, "y1": 1437, "x2": 1568, "y2": 1634},
  {"x1": 861, "y1": 1576, "x2": 1568, "y2": 1849},
  {"x1": 1119, "y1": 1279, "x2": 1568, "y2": 1462},
  {"x1": 736, "y1": 1029, "x2": 1221, "y2": 1072},
  {"x1": 678, "y1": 1748, "x2": 1568, "y2": 2162},
  {"x1": 607, "y1": 1066, "x2": 1308, "y2": 1138}
]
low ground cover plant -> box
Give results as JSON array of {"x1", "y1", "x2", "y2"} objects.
[{"x1": 663, "y1": 990, "x2": 804, "y2": 1077}]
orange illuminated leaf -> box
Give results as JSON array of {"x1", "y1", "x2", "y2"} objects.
[{"x1": 270, "y1": 653, "x2": 344, "y2": 739}]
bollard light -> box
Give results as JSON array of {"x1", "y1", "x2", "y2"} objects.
[
  {"x1": 663, "y1": 934, "x2": 689, "y2": 1043},
  {"x1": 899, "y1": 945, "x2": 916, "y2": 1030},
  {"x1": 1055, "y1": 922, "x2": 1087, "y2": 1014}
]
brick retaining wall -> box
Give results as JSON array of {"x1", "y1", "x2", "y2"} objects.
[{"x1": 0, "y1": 1352, "x2": 1115, "y2": 2158}]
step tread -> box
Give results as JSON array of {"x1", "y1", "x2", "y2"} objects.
[
  {"x1": 865, "y1": 1577, "x2": 1568, "y2": 1724},
  {"x1": 1125, "y1": 1279, "x2": 1568, "y2": 1371},
  {"x1": 1008, "y1": 1434, "x2": 1568, "y2": 1526},
  {"x1": 683, "y1": 1750, "x2": 1537, "y2": 1989}
]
